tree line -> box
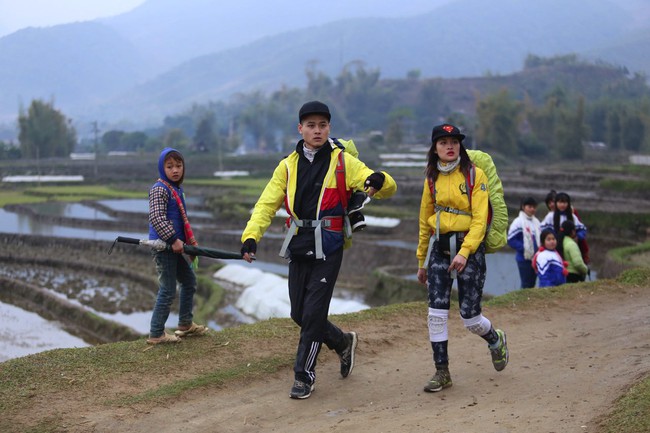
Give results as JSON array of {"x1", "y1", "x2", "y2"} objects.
[{"x1": 2, "y1": 55, "x2": 649, "y2": 161}]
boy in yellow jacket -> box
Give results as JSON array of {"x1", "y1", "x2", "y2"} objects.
[{"x1": 240, "y1": 101, "x2": 397, "y2": 399}]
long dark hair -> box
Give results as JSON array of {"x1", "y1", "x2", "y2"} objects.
[
  {"x1": 557, "y1": 219, "x2": 576, "y2": 258},
  {"x1": 425, "y1": 140, "x2": 472, "y2": 182},
  {"x1": 553, "y1": 192, "x2": 573, "y2": 234}
]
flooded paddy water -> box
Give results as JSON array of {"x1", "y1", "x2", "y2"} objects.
[{"x1": 0, "y1": 198, "x2": 561, "y2": 362}]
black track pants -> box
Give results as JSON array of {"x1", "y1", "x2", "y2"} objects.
[{"x1": 288, "y1": 247, "x2": 346, "y2": 385}]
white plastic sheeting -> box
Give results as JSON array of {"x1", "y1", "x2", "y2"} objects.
[{"x1": 213, "y1": 264, "x2": 369, "y2": 321}]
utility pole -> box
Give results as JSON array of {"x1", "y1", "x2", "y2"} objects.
[{"x1": 92, "y1": 121, "x2": 99, "y2": 178}]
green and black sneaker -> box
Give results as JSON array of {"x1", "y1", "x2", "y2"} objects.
[
  {"x1": 489, "y1": 329, "x2": 509, "y2": 372},
  {"x1": 423, "y1": 368, "x2": 452, "y2": 392}
]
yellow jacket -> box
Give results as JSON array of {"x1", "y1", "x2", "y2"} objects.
[
  {"x1": 242, "y1": 140, "x2": 397, "y2": 252},
  {"x1": 417, "y1": 165, "x2": 489, "y2": 267}
]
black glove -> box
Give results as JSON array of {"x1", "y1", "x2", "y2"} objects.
[
  {"x1": 241, "y1": 238, "x2": 257, "y2": 257},
  {"x1": 364, "y1": 172, "x2": 385, "y2": 191}
]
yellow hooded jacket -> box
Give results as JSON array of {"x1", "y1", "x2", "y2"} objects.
[
  {"x1": 417, "y1": 165, "x2": 489, "y2": 268},
  {"x1": 242, "y1": 139, "x2": 397, "y2": 253}
]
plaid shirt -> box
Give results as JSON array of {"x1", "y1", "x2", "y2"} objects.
[{"x1": 149, "y1": 185, "x2": 177, "y2": 241}]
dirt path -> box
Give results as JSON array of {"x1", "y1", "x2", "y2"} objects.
[{"x1": 75, "y1": 283, "x2": 650, "y2": 433}]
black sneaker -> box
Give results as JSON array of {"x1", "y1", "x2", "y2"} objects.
[
  {"x1": 339, "y1": 332, "x2": 358, "y2": 378},
  {"x1": 348, "y1": 211, "x2": 367, "y2": 232},
  {"x1": 347, "y1": 192, "x2": 369, "y2": 232},
  {"x1": 289, "y1": 380, "x2": 314, "y2": 399}
]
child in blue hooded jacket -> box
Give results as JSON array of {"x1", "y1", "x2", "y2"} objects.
[{"x1": 147, "y1": 148, "x2": 207, "y2": 344}]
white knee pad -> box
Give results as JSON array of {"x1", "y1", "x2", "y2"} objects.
[
  {"x1": 428, "y1": 308, "x2": 449, "y2": 342},
  {"x1": 462, "y1": 314, "x2": 492, "y2": 336}
]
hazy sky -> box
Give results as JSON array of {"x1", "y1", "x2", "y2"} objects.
[{"x1": 0, "y1": 0, "x2": 146, "y2": 37}]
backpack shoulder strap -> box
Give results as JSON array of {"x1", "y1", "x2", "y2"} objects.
[
  {"x1": 465, "y1": 164, "x2": 476, "y2": 207},
  {"x1": 331, "y1": 137, "x2": 345, "y2": 150},
  {"x1": 335, "y1": 150, "x2": 348, "y2": 209},
  {"x1": 427, "y1": 176, "x2": 436, "y2": 203}
]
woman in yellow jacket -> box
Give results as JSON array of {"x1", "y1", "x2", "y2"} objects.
[
  {"x1": 240, "y1": 101, "x2": 397, "y2": 399},
  {"x1": 416, "y1": 124, "x2": 508, "y2": 393}
]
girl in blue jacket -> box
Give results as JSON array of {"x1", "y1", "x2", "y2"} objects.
[{"x1": 532, "y1": 229, "x2": 568, "y2": 288}]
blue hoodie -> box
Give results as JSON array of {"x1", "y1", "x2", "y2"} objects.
[{"x1": 148, "y1": 148, "x2": 187, "y2": 242}]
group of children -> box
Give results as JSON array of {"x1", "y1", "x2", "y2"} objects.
[{"x1": 507, "y1": 190, "x2": 590, "y2": 289}]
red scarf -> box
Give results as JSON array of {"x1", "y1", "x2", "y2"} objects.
[{"x1": 158, "y1": 178, "x2": 198, "y2": 265}]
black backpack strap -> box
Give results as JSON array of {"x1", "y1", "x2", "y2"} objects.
[{"x1": 331, "y1": 137, "x2": 345, "y2": 150}]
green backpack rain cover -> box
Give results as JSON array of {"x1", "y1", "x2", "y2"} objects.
[{"x1": 467, "y1": 149, "x2": 508, "y2": 253}]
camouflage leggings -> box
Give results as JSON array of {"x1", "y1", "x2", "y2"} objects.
[{"x1": 427, "y1": 241, "x2": 487, "y2": 319}]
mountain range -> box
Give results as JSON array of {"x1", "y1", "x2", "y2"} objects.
[{"x1": 0, "y1": 0, "x2": 648, "y2": 131}]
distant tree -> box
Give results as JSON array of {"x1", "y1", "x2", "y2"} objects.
[
  {"x1": 145, "y1": 136, "x2": 164, "y2": 152},
  {"x1": 475, "y1": 89, "x2": 522, "y2": 154},
  {"x1": 621, "y1": 113, "x2": 645, "y2": 151},
  {"x1": 121, "y1": 131, "x2": 148, "y2": 152},
  {"x1": 0, "y1": 141, "x2": 21, "y2": 160},
  {"x1": 305, "y1": 61, "x2": 334, "y2": 101},
  {"x1": 102, "y1": 130, "x2": 125, "y2": 151},
  {"x1": 335, "y1": 62, "x2": 390, "y2": 131},
  {"x1": 163, "y1": 114, "x2": 194, "y2": 138},
  {"x1": 407, "y1": 69, "x2": 421, "y2": 81},
  {"x1": 18, "y1": 99, "x2": 76, "y2": 158},
  {"x1": 524, "y1": 54, "x2": 580, "y2": 70},
  {"x1": 525, "y1": 89, "x2": 570, "y2": 155},
  {"x1": 269, "y1": 86, "x2": 304, "y2": 151},
  {"x1": 606, "y1": 110, "x2": 622, "y2": 150},
  {"x1": 544, "y1": 85, "x2": 569, "y2": 109},
  {"x1": 163, "y1": 128, "x2": 189, "y2": 150},
  {"x1": 385, "y1": 107, "x2": 414, "y2": 146},
  {"x1": 415, "y1": 80, "x2": 447, "y2": 134},
  {"x1": 555, "y1": 97, "x2": 586, "y2": 159},
  {"x1": 586, "y1": 102, "x2": 608, "y2": 142},
  {"x1": 640, "y1": 98, "x2": 650, "y2": 152},
  {"x1": 193, "y1": 114, "x2": 217, "y2": 152},
  {"x1": 237, "y1": 92, "x2": 285, "y2": 152}
]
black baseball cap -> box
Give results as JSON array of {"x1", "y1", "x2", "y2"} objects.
[
  {"x1": 299, "y1": 101, "x2": 331, "y2": 123},
  {"x1": 431, "y1": 124, "x2": 465, "y2": 144}
]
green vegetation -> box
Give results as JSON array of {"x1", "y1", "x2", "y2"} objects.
[
  {"x1": 193, "y1": 264, "x2": 226, "y2": 324},
  {"x1": 593, "y1": 164, "x2": 650, "y2": 177},
  {"x1": 599, "y1": 374, "x2": 650, "y2": 433},
  {"x1": 597, "y1": 269, "x2": 650, "y2": 433},
  {"x1": 581, "y1": 211, "x2": 650, "y2": 239},
  {"x1": 615, "y1": 265, "x2": 650, "y2": 285},
  {"x1": 600, "y1": 178, "x2": 650, "y2": 194},
  {"x1": 18, "y1": 100, "x2": 77, "y2": 159},
  {"x1": 186, "y1": 177, "x2": 268, "y2": 197},
  {"x1": 5, "y1": 56, "x2": 649, "y2": 164},
  {"x1": 608, "y1": 242, "x2": 650, "y2": 266},
  {"x1": 0, "y1": 185, "x2": 144, "y2": 207},
  {"x1": 115, "y1": 356, "x2": 289, "y2": 406}
]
